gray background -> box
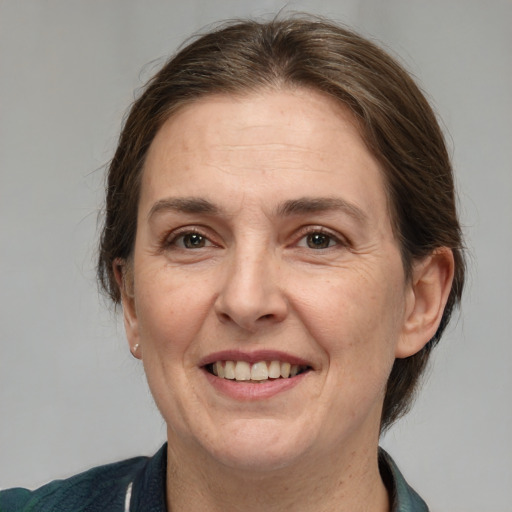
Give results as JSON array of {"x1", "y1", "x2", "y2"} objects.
[{"x1": 1, "y1": 1, "x2": 511, "y2": 510}]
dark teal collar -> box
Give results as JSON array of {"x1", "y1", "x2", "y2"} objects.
[
  {"x1": 130, "y1": 444, "x2": 167, "y2": 511},
  {"x1": 0, "y1": 444, "x2": 428, "y2": 511},
  {"x1": 379, "y1": 448, "x2": 429, "y2": 511},
  {"x1": 129, "y1": 445, "x2": 428, "y2": 512}
]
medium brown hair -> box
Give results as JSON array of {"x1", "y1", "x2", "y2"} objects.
[{"x1": 98, "y1": 16, "x2": 465, "y2": 430}]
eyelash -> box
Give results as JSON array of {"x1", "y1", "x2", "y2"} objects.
[
  {"x1": 293, "y1": 226, "x2": 347, "y2": 250},
  {"x1": 162, "y1": 228, "x2": 216, "y2": 250},
  {"x1": 162, "y1": 226, "x2": 347, "y2": 252}
]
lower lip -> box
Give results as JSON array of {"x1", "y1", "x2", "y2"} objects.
[{"x1": 203, "y1": 369, "x2": 308, "y2": 400}]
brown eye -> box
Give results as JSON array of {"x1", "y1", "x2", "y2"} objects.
[
  {"x1": 306, "y1": 232, "x2": 334, "y2": 249},
  {"x1": 181, "y1": 233, "x2": 207, "y2": 248},
  {"x1": 164, "y1": 228, "x2": 216, "y2": 252}
]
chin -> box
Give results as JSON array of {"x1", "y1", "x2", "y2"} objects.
[{"x1": 200, "y1": 418, "x2": 315, "y2": 472}]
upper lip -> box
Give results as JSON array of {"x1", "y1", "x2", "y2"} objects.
[{"x1": 199, "y1": 349, "x2": 313, "y2": 368}]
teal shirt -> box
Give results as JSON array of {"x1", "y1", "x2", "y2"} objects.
[{"x1": 0, "y1": 446, "x2": 428, "y2": 511}]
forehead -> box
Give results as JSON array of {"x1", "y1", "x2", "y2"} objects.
[
  {"x1": 141, "y1": 88, "x2": 390, "y2": 225},
  {"x1": 148, "y1": 88, "x2": 370, "y2": 165}
]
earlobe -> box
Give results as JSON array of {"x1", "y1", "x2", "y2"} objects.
[
  {"x1": 396, "y1": 248, "x2": 455, "y2": 359},
  {"x1": 113, "y1": 259, "x2": 141, "y2": 359}
]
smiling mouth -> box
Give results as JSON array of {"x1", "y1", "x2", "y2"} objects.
[{"x1": 205, "y1": 360, "x2": 312, "y2": 382}]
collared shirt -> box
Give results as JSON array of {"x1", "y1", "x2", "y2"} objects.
[{"x1": 0, "y1": 445, "x2": 428, "y2": 511}]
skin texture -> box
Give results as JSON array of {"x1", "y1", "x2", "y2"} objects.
[{"x1": 115, "y1": 88, "x2": 454, "y2": 512}]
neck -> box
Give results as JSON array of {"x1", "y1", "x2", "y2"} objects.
[{"x1": 165, "y1": 439, "x2": 390, "y2": 512}]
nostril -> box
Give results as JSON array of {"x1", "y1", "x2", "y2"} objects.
[
  {"x1": 214, "y1": 287, "x2": 288, "y2": 331},
  {"x1": 218, "y1": 312, "x2": 231, "y2": 323}
]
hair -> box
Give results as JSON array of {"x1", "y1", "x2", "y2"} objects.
[{"x1": 97, "y1": 16, "x2": 465, "y2": 430}]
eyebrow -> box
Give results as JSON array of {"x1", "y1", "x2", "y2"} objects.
[
  {"x1": 147, "y1": 196, "x2": 367, "y2": 224},
  {"x1": 148, "y1": 197, "x2": 220, "y2": 220},
  {"x1": 276, "y1": 197, "x2": 368, "y2": 224}
]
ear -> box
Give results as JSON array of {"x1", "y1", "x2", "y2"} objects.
[
  {"x1": 113, "y1": 258, "x2": 142, "y2": 359},
  {"x1": 396, "y1": 247, "x2": 455, "y2": 359}
]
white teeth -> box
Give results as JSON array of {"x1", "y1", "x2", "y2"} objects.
[
  {"x1": 251, "y1": 361, "x2": 269, "y2": 380},
  {"x1": 215, "y1": 361, "x2": 225, "y2": 378},
  {"x1": 268, "y1": 360, "x2": 281, "y2": 379},
  {"x1": 224, "y1": 360, "x2": 236, "y2": 380},
  {"x1": 234, "y1": 361, "x2": 251, "y2": 381},
  {"x1": 209, "y1": 360, "x2": 308, "y2": 381}
]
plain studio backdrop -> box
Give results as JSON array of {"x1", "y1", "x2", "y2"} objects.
[{"x1": 1, "y1": 1, "x2": 511, "y2": 511}]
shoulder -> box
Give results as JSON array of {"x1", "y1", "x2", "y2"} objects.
[{"x1": 0, "y1": 455, "x2": 149, "y2": 512}]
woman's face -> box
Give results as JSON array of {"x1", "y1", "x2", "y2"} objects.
[{"x1": 122, "y1": 88, "x2": 416, "y2": 470}]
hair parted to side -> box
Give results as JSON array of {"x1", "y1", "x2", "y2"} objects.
[{"x1": 97, "y1": 16, "x2": 465, "y2": 430}]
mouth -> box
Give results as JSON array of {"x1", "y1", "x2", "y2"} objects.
[{"x1": 204, "y1": 360, "x2": 312, "y2": 383}]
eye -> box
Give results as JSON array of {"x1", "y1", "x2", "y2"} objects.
[
  {"x1": 307, "y1": 232, "x2": 334, "y2": 249},
  {"x1": 296, "y1": 230, "x2": 342, "y2": 250},
  {"x1": 169, "y1": 231, "x2": 214, "y2": 249}
]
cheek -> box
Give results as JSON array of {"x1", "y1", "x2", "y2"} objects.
[
  {"x1": 295, "y1": 266, "x2": 405, "y2": 365},
  {"x1": 134, "y1": 266, "x2": 213, "y2": 355},
  {"x1": 133, "y1": 269, "x2": 214, "y2": 415}
]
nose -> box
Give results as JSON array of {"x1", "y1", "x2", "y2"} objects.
[{"x1": 214, "y1": 248, "x2": 288, "y2": 332}]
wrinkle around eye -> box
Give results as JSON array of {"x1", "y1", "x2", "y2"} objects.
[
  {"x1": 156, "y1": 232, "x2": 222, "y2": 266},
  {"x1": 155, "y1": 226, "x2": 223, "y2": 259}
]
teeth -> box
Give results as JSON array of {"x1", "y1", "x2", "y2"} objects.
[
  {"x1": 209, "y1": 360, "x2": 308, "y2": 381},
  {"x1": 251, "y1": 361, "x2": 268, "y2": 381},
  {"x1": 268, "y1": 360, "x2": 281, "y2": 379},
  {"x1": 224, "y1": 360, "x2": 236, "y2": 380},
  {"x1": 214, "y1": 361, "x2": 225, "y2": 378},
  {"x1": 280, "y1": 362, "x2": 291, "y2": 378},
  {"x1": 234, "y1": 361, "x2": 251, "y2": 381}
]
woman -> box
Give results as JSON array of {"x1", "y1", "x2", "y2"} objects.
[{"x1": 0, "y1": 16, "x2": 464, "y2": 512}]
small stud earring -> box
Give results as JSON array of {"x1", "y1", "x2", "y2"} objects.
[{"x1": 130, "y1": 344, "x2": 140, "y2": 358}]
